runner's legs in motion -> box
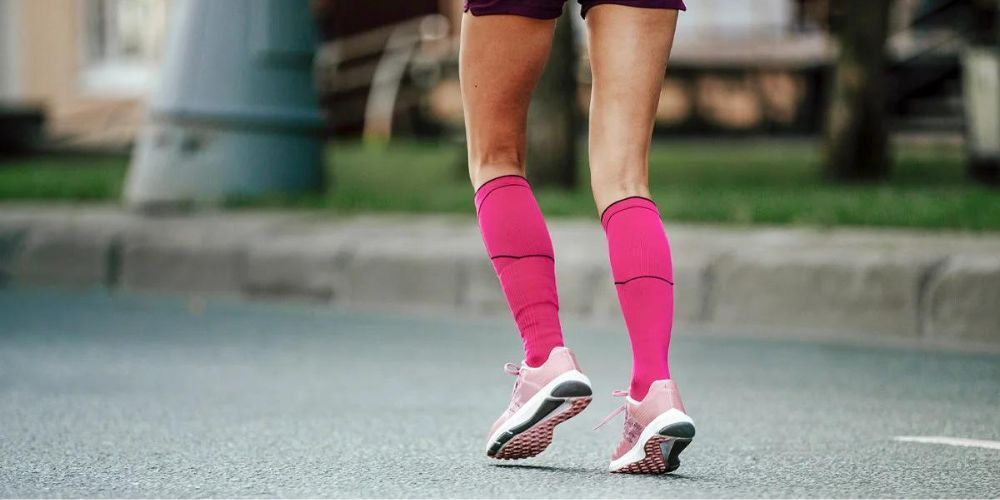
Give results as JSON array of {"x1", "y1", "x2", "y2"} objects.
[
  {"x1": 586, "y1": 4, "x2": 696, "y2": 473},
  {"x1": 461, "y1": 11, "x2": 593, "y2": 460},
  {"x1": 587, "y1": 3, "x2": 678, "y2": 401}
]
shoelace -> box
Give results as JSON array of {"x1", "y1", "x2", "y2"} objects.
[
  {"x1": 503, "y1": 363, "x2": 522, "y2": 395},
  {"x1": 501, "y1": 366, "x2": 632, "y2": 431},
  {"x1": 593, "y1": 390, "x2": 630, "y2": 430}
]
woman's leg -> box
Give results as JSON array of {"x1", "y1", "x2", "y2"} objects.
[
  {"x1": 461, "y1": 14, "x2": 564, "y2": 367},
  {"x1": 464, "y1": 10, "x2": 594, "y2": 462},
  {"x1": 586, "y1": 5, "x2": 679, "y2": 400},
  {"x1": 461, "y1": 14, "x2": 554, "y2": 188},
  {"x1": 587, "y1": 5, "x2": 677, "y2": 210}
]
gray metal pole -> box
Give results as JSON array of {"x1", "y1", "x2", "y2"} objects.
[{"x1": 125, "y1": 0, "x2": 325, "y2": 210}]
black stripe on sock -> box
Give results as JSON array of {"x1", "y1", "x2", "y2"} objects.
[
  {"x1": 599, "y1": 195, "x2": 656, "y2": 221},
  {"x1": 602, "y1": 205, "x2": 660, "y2": 229},
  {"x1": 614, "y1": 275, "x2": 674, "y2": 286},
  {"x1": 474, "y1": 174, "x2": 528, "y2": 196},
  {"x1": 490, "y1": 254, "x2": 555, "y2": 261},
  {"x1": 475, "y1": 184, "x2": 530, "y2": 213}
]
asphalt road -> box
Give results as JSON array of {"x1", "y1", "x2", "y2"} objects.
[{"x1": 1, "y1": 288, "x2": 998, "y2": 498}]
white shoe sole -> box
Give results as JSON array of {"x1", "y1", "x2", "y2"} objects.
[
  {"x1": 486, "y1": 370, "x2": 592, "y2": 459},
  {"x1": 609, "y1": 408, "x2": 695, "y2": 474}
]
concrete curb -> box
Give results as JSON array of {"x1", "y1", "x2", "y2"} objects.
[{"x1": 2, "y1": 204, "x2": 998, "y2": 347}]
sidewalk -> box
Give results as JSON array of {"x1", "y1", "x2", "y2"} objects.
[{"x1": 1, "y1": 203, "x2": 998, "y2": 349}]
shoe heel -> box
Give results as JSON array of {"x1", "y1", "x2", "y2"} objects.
[
  {"x1": 656, "y1": 422, "x2": 694, "y2": 473},
  {"x1": 550, "y1": 380, "x2": 593, "y2": 399},
  {"x1": 657, "y1": 421, "x2": 695, "y2": 439}
]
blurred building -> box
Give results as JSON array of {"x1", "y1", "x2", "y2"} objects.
[
  {"x1": 318, "y1": 0, "x2": 968, "y2": 138},
  {"x1": 0, "y1": 0, "x2": 169, "y2": 149},
  {"x1": 0, "y1": 0, "x2": 971, "y2": 149}
]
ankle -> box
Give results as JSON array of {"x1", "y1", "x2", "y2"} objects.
[{"x1": 524, "y1": 342, "x2": 565, "y2": 368}]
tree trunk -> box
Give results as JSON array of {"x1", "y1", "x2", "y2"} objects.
[
  {"x1": 526, "y1": 10, "x2": 578, "y2": 188},
  {"x1": 964, "y1": 0, "x2": 1000, "y2": 186},
  {"x1": 821, "y1": 0, "x2": 892, "y2": 182}
]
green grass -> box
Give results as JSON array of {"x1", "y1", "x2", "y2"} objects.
[
  {"x1": 2, "y1": 139, "x2": 997, "y2": 231},
  {"x1": 0, "y1": 154, "x2": 127, "y2": 201}
]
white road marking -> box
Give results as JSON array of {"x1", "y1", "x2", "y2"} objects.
[{"x1": 894, "y1": 436, "x2": 1000, "y2": 450}]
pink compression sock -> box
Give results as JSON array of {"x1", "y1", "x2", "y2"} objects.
[
  {"x1": 475, "y1": 175, "x2": 564, "y2": 367},
  {"x1": 601, "y1": 196, "x2": 674, "y2": 401}
]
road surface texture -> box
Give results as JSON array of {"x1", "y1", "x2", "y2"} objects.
[{"x1": 1, "y1": 288, "x2": 998, "y2": 498}]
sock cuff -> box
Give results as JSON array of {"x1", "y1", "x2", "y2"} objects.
[
  {"x1": 474, "y1": 175, "x2": 530, "y2": 213},
  {"x1": 600, "y1": 196, "x2": 659, "y2": 230}
]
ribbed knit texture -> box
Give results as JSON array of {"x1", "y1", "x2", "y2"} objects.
[
  {"x1": 475, "y1": 175, "x2": 564, "y2": 367},
  {"x1": 601, "y1": 196, "x2": 674, "y2": 400}
]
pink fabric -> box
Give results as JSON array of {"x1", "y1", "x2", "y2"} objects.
[
  {"x1": 612, "y1": 380, "x2": 686, "y2": 460},
  {"x1": 475, "y1": 175, "x2": 564, "y2": 367},
  {"x1": 601, "y1": 196, "x2": 674, "y2": 400},
  {"x1": 487, "y1": 347, "x2": 581, "y2": 440}
]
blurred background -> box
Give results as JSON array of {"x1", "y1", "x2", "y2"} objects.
[
  {"x1": 0, "y1": 0, "x2": 997, "y2": 229},
  {"x1": 2, "y1": 3, "x2": 999, "y2": 496}
]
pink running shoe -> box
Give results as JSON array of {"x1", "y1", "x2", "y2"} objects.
[
  {"x1": 597, "y1": 379, "x2": 696, "y2": 474},
  {"x1": 486, "y1": 347, "x2": 593, "y2": 460}
]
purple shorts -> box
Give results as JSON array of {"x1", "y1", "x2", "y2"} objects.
[{"x1": 464, "y1": 0, "x2": 686, "y2": 19}]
